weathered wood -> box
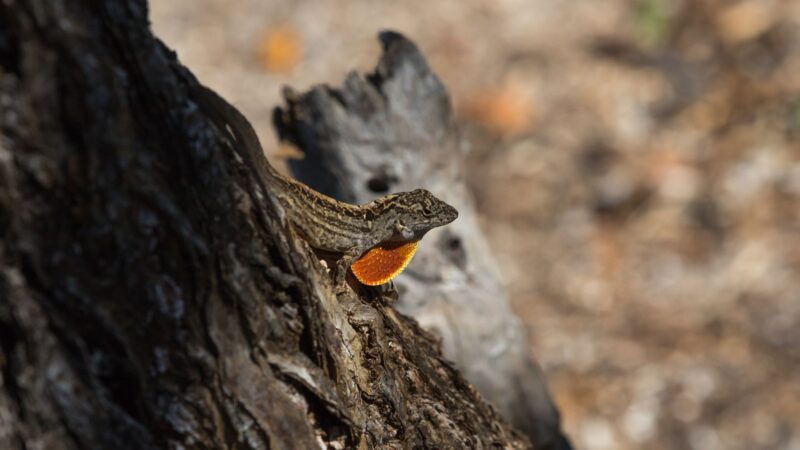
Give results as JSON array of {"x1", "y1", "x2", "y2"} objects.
[
  {"x1": 274, "y1": 32, "x2": 571, "y2": 450},
  {"x1": 0, "y1": 2, "x2": 529, "y2": 449}
]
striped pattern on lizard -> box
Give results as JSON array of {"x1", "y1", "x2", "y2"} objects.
[{"x1": 194, "y1": 85, "x2": 458, "y2": 286}]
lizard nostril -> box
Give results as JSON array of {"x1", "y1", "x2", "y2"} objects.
[{"x1": 366, "y1": 177, "x2": 390, "y2": 193}]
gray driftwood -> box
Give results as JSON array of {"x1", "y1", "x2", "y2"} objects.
[
  {"x1": 0, "y1": 3, "x2": 530, "y2": 449},
  {"x1": 274, "y1": 32, "x2": 571, "y2": 450}
]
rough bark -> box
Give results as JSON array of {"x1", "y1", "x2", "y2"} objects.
[
  {"x1": 274, "y1": 32, "x2": 571, "y2": 450},
  {"x1": 0, "y1": 1, "x2": 529, "y2": 449}
]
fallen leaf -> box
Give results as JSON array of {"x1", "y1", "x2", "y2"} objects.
[
  {"x1": 257, "y1": 25, "x2": 301, "y2": 74},
  {"x1": 462, "y1": 84, "x2": 534, "y2": 136}
]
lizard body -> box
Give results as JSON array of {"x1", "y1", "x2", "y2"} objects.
[{"x1": 194, "y1": 85, "x2": 458, "y2": 285}]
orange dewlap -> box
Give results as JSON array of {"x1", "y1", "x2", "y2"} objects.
[{"x1": 350, "y1": 241, "x2": 420, "y2": 286}]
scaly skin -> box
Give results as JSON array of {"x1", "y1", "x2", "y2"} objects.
[{"x1": 195, "y1": 85, "x2": 458, "y2": 285}]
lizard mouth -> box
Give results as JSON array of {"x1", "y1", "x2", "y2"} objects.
[{"x1": 350, "y1": 240, "x2": 420, "y2": 286}]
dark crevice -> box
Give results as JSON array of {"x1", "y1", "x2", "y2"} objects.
[
  {"x1": 441, "y1": 232, "x2": 466, "y2": 269},
  {"x1": 278, "y1": 374, "x2": 354, "y2": 447},
  {"x1": 0, "y1": 307, "x2": 24, "y2": 418},
  {"x1": 366, "y1": 176, "x2": 390, "y2": 194},
  {"x1": 0, "y1": 8, "x2": 21, "y2": 75}
]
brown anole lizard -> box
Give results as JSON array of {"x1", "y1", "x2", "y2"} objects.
[{"x1": 194, "y1": 85, "x2": 458, "y2": 286}]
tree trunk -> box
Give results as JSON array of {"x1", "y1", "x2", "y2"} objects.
[
  {"x1": 0, "y1": 1, "x2": 532, "y2": 449},
  {"x1": 274, "y1": 32, "x2": 570, "y2": 450}
]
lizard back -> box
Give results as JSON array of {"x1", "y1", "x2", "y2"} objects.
[
  {"x1": 195, "y1": 85, "x2": 376, "y2": 252},
  {"x1": 194, "y1": 85, "x2": 458, "y2": 265}
]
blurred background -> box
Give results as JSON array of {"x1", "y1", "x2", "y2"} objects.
[{"x1": 151, "y1": 1, "x2": 800, "y2": 449}]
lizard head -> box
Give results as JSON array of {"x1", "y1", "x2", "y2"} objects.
[
  {"x1": 381, "y1": 189, "x2": 458, "y2": 242},
  {"x1": 351, "y1": 189, "x2": 458, "y2": 285}
]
